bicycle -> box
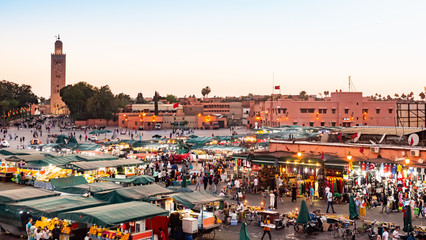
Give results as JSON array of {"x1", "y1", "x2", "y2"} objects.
[{"x1": 244, "y1": 209, "x2": 260, "y2": 225}]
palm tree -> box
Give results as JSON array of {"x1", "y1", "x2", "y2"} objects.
[
  {"x1": 201, "y1": 86, "x2": 211, "y2": 98},
  {"x1": 419, "y1": 92, "x2": 426, "y2": 101}
]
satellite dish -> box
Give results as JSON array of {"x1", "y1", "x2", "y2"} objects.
[{"x1": 408, "y1": 134, "x2": 419, "y2": 146}]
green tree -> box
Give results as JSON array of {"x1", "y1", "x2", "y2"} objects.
[
  {"x1": 0, "y1": 80, "x2": 38, "y2": 124},
  {"x1": 298, "y1": 91, "x2": 308, "y2": 100},
  {"x1": 135, "y1": 92, "x2": 146, "y2": 104},
  {"x1": 86, "y1": 85, "x2": 118, "y2": 120},
  {"x1": 60, "y1": 82, "x2": 96, "y2": 120},
  {"x1": 420, "y1": 92, "x2": 426, "y2": 101},
  {"x1": 165, "y1": 94, "x2": 178, "y2": 103},
  {"x1": 116, "y1": 93, "x2": 132, "y2": 108},
  {"x1": 201, "y1": 86, "x2": 211, "y2": 98}
]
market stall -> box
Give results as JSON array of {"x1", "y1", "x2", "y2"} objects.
[
  {"x1": 55, "y1": 182, "x2": 122, "y2": 195},
  {"x1": 93, "y1": 184, "x2": 175, "y2": 205},
  {"x1": 98, "y1": 175, "x2": 154, "y2": 186},
  {"x1": 58, "y1": 201, "x2": 170, "y2": 240}
]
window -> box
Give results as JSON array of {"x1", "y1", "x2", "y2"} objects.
[
  {"x1": 362, "y1": 109, "x2": 368, "y2": 114},
  {"x1": 300, "y1": 108, "x2": 315, "y2": 113},
  {"x1": 309, "y1": 122, "x2": 314, "y2": 127},
  {"x1": 343, "y1": 122, "x2": 351, "y2": 127},
  {"x1": 332, "y1": 109, "x2": 336, "y2": 114},
  {"x1": 278, "y1": 108, "x2": 287, "y2": 114},
  {"x1": 321, "y1": 122, "x2": 325, "y2": 126},
  {"x1": 293, "y1": 122, "x2": 298, "y2": 125},
  {"x1": 331, "y1": 122, "x2": 336, "y2": 127},
  {"x1": 122, "y1": 120, "x2": 125, "y2": 124},
  {"x1": 376, "y1": 109, "x2": 381, "y2": 114},
  {"x1": 344, "y1": 109, "x2": 349, "y2": 114},
  {"x1": 389, "y1": 109, "x2": 393, "y2": 114},
  {"x1": 135, "y1": 121, "x2": 138, "y2": 125},
  {"x1": 319, "y1": 109, "x2": 327, "y2": 114}
]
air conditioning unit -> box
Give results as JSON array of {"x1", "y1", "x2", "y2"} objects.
[
  {"x1": 410, "y1": 150, "x2": 420, "y2": 157},
  {"x1": 370, "y1": 147, "x2": 380, "y2": 153}
]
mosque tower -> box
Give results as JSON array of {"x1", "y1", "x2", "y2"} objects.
[{"x1": 50, "y1": 35, "x2": 67, "y2": 114}]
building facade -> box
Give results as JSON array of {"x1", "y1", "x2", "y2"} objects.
[
  {"x1": 247, "y1": 91, "x2": 396, "y2": 128},
  {"x1": 396, "y1": 102, "x2": 426, "y2": 128},
  {"x1": 50, "y1": 37, "x2": 67, "y2": 114}
]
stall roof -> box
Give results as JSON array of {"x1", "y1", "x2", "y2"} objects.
[
  {"x1": 75, "y1": 154, "x2": 118, "y2": 161},
  {"x1": 0, "y1": 149, "x2": 31, "y2": 156},
  {"x1": 0, "y1": 188, "x2": 60, "y2": 203},
  {"x1": 5, "y1": 152, "x2": 57, "y2": 162},
  {"x1": 72, "y1": 144, "x2": 102, "y2": 152},
  {"x1": 55, "y1": 182, "x2": 122, "y2": 195},
  {"x1": 58, "y1": 201, "x2": 169, "y2": 227},
  {"x1": 6, "y1": 196, "x2": 107, "y2": 218},
  {"x1": 340, "y1": 126, "x2": 424, "y2": 136},
  {"x1": 94, "y1": 184, "x2": 174, "y2": 203},
  {"x1": 172, "y1": 191, "x2": 224, "y2": 209},
  {"x1": 98, "y1": 175, "x2": 154, "y2": 185},
  {"x1": 50, "y1": 176, "x2": 88, "y2": 189},
  {"x1": 64, "y1": 159, "x2": 143, "y2": 171}
]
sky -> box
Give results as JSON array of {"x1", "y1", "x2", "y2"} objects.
[{"x1": 0, "y1": 0, "x2": 425, "y2": 99}]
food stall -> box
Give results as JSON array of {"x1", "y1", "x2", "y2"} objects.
[
  {"x1": 57, "y1": 201, "x2": 170, "y2": 240},
  {"x1": 172, "y1": 191, "x2": 224, "y2": 239},
  {"x1": 93, "y1": 184, "x2": 175, "y2": 207},
  {"x1": 5, "y1": 196, "x2": 107, "y2": 240}
]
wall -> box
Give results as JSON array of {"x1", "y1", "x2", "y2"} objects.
[{"x1": 75, "y1": 119, "x2": 118, "y2": 127}]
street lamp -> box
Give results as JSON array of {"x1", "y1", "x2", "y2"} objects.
[
  {"x1": 346, "y1": 152, "x2": 352, "y2": 161},
  {"x1": 405, "y1": 158, "x2": 410, "y2": 165},
  {"x1": 297, "y1": 151, "x2": 302, "y2": 157}
]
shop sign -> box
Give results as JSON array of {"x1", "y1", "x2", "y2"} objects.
[{"x1": 252, "y1": 164, "x2": 259, "y2": 171}]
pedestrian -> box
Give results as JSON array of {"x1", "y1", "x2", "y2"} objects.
[
  {"x1": 34, "y1": 228, "x2": 43, "y2": 240},
  {"x1": 269, "y1": 191, "x2": 275, "y2": 209},
  {"x1": 360, "y1": 196, "x2": 367, "y2": 219},
  {"x1": 382, "y1": 193, "x2": 389, "y2": 214},
  {"x1": 253, "y1": 177, "x2": 259, "y2": 193},
  {"x1": 159, "y1": 228, "x2": 166, "y2": 240},
  {"x1": 203, "y1": 175, "x2": 208, "y2": 190},
  {"x1": 84, "y1": 233, "x2": 90, "y2": 240},
  {"x1": 261, "y1": 215, "x2": 272, "y2": 240},
  {"x1": 26, "y1": 218, "x2": 33, "y2": 240},
  {"x1": 213, "y1": 176, "x2": 219, "y2": 193},
  {"x1": 326, "y1": 190, "x2": 336, "y2": 213},
  {"x1": 309, "y1": 185, "x2": 315, "y2": 206},
  {"x1": 42, "y1": 227, "x2": 50, "y2": 240},
  {"x1": 52, "y1": 224, "x2": 60, "y2": 240},
  {"x1": 195, "y1": 174, "x2": 201, "y2": 191},
  {"x1": 291, "y1": 184, "x2": 297, "y2": 202},
  {"x1": 382, "y1": 227, "x2": 389, "y2": 240},
  {"x1": 392, "y1": 226, "x2": 400, "y2": 240}
]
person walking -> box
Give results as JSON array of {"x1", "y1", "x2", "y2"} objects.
[
  {"x1": 382, "y1": 193, "x2": 389, "y2": 214},
  {"x1": 360, "y1": 197, "x2": 367, "y2": 219},
  {"x1": 254, "y1": 177, "x2": 259, "y2": 193},
  {"x1": 52, "y1": 224, "x2": 60, "y2": 240},
  {"x1": 326, "y1": 190, "x2": 336, "y2": 213},
  {"x1": 203, "y1": 175, "x2": 208, "y2": 190},
  {"x1": 261, "y1": 215, "x2": 272, "y2": 240},
  {"x1": 382, "y1": 227, "x2": 389, "y2": 240},
  {"x1": 269, "y1": 191, "x2": 275, "y2": 209},
  {"x1": 195, "y1": 174, "x2": 201, "y2": 191},
  {"x1": 26, "y1": 218, "x2": 33, "y2": 240},
  {"x1": 309, "y1": 185, "x2": 315, "y2": 206},
  {"x1": 291, "y1": 184, "x2": 297, "y2": 202}
]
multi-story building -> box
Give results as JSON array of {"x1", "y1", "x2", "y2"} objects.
[{"x1": 247, "y1": 91, "x2": 396, "y2": 128}]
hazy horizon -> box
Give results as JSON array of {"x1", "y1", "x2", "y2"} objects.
[{"x1": 1, "y1": 0, "x2": 425, "y2": 99}]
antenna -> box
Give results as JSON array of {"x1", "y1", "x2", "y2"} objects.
[
  {"x1": 348, "y1": 76, "x2": 351, "y2": 92},
  {"x1": 348, "y1": 76, "x2": 357, "y2": 92}
]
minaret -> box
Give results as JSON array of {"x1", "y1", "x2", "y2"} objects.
[{"x1": 50, "y1": 35, "x2": 67, "y2": 114}]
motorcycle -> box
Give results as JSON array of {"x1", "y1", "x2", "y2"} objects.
[{"x1": 294, "y1": 209, "x2": 324, "y2": 234}]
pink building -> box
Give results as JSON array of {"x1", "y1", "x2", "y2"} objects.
[{"x1": 247, "y1": 91, "x2": 396, "y2": 128}]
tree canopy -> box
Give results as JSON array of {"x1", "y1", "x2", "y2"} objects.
[
  {"x1": 165, "y1": 94, "x2": 178, "y2": 103},
  {"x1": 0, "y1": 80, "x2": 38, "y2": 123},
  {"x1": 60, "y1": 82, "x2": 123, "y2": 120},
  {"x1": 201, "y1": 86, "x2": 211, "y2": 98}
]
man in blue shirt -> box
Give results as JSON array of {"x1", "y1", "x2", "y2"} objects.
[
  {"x1": 26, "y1": 218, "x2": 33, "y2": 240},
  {"x1": 310, "y1": 186, "x2": 315, "y2": 206}
]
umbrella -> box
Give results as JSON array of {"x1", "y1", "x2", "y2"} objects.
[
  {"x1": 152, "y1": 134, "x2": 162, "y2": 139},
  {"x1": 296, "y1": 200, "x2": 310, "y2": 224},
  {"x1": 403, "y1": 205, "x2": 414, "y2": 233},
  {"x1": 349, "y1": 196, "x2": 359, "y2": 220},
  {"x1": 239, "y1": 222, "x2": 250, "y2": 240},
  {"x1": 55, "y1": 134, "x2": 69, "y2": 144}
]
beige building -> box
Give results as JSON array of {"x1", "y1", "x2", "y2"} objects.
[{"x1": 50, "y1": 37, "x2": 67, "y2": 114}]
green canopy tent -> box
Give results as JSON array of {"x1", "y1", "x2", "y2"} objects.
[
  {"x1": 189, "y1": 135, "x2": 198, "y2": 139},
  {"x1": 240, "y1": 222, "x2": 250, "y2": 240},
  {"x1": 98, "y1": 175, "x2": 154, "y2": 185},
  {"x1": 93, "y1": 184, "x2": 175, "y2": 203},
  {"x1": 64, "y1": 159, "x2": 143, "y2": 171},
  {"x1": 172, "y1": 191, "x2": 224, "y2": 209},
  {"x1": 166, "y1": 187, "x2": 193, "y2": 193},
  {"x1": 75, "y1": 154, "x2": 118, "y2": 162},
  {"x1": 55, "y1": 182, "x2": 122, "y2": 195},
  {"x1": 403, "y1": 205, "x2": 414, "y2": 233},
  {"x1": 58, "y1": 202, "x2": 169, "y2": 227},
  {"x1": 6, "y1": 196, "x2": 106, "y2": 218},
  {"x1": 50, "y1": 176, "x2": 88, "y2": 190},
  {"x1": 68, "y1": 136, "x2": 78, "y2": 144},
  {"x1": 55, "y1": 135, "x2": 69, "y2": 144},
  {"x1": 349, "y1": 197, "x2": 359, "y2": 220},
  {"x1": 296, "y1": 200, "x2": 310, "y2": 224},
  {"x1": 0, "y1": 188, "x2": 60, "y2": 203}
]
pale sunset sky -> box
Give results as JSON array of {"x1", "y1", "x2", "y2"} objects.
[{"x1": 0, "y1": 0, "x2": 425, "y2": 99}]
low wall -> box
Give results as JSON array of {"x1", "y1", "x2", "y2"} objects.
[{"x1": 74, "y1": 119, "x2": 118, "y2": 127}]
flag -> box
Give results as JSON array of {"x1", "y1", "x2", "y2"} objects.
[
  {"x1": 359, "y1": 146, "x2": 364, "y2": 153},
  {"x1": 338, "y1": 133, "x2": 342, "y2": 141},
  {"x1": 286, "y1": 146, "x2": 290, "y2": 151},
  {"x1": 410, "y1": 137, "x2": 414, "y2": 146},
  {"x1": 320, "y1": 152, "x2": 324, "y2": 160},
  {"x1": 350, "y1": 133, "x2": 358, "y2": 139},
  {"x1": 274, "y1": 85, "x2": 280, "y2": 90},
  {"x1": 173, "y1": 103, "x2": 179, "y2": 108}
]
